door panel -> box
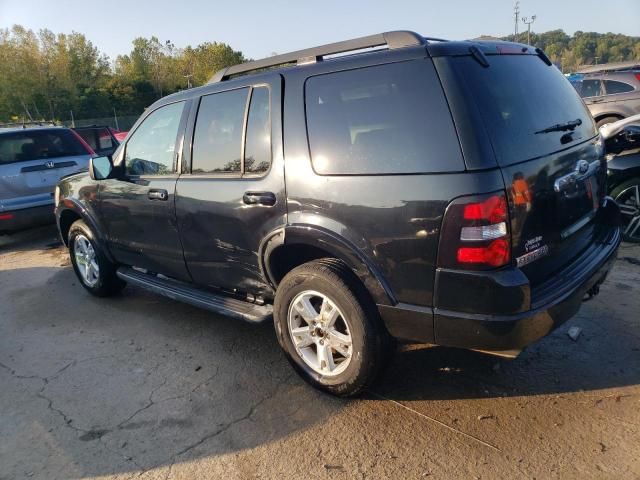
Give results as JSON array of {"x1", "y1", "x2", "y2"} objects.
[
  {"x1": 176, "y1": 77, "x2": 286, "y2": 295},
  {"x1": 99, "y1": 100, "x2": 191, "y2": 281}
]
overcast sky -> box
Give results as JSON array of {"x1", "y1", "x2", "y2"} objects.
[{"x1": 1, "y1": 0, "x2": 639, "y2": 61}]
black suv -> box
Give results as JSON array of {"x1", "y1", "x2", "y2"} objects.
[{"x1": 55, "y1": 31, "x2": 621, "y2": 396}]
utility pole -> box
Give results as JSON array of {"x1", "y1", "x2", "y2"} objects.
[
  {"x1": 522, "y1": 14, "x2": 537, "y2": 45},
  {"x1": 513, "y1": 1, "x2": 520, "y2": 42},
  {"x1": 183, "y1": 74, "x2": 194, "y2": 89}
]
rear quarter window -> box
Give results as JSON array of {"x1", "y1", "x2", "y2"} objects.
[
  {"x1": 0, "y1": 129, "x2": 87, "y2": 165},
  {"x1": 604, "y1": 80, "x2": 635, "y2": 95},
  {"x1": 304, "y1": 60, "x2": 464, "y2": 175}
]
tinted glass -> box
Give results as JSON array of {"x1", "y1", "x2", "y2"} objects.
[
  {"x1": 76, "y1": 127, "x2": 114, "y2": 152},
  {"x1": 305, "y1": 60, "x2": 463, "y2": 175},
  {"x1": 0, "y1": 129, "x2": 88, "y2": 165},
  {"x1": 604, "y1": 80, "x2": 634, "y2": 95},
  {"x1": 125, "y1": 102, "x2": 184, "y2": 175},
  {"x1": 244, "y1": 87, "x2": 271, "y2": 175},
  {"x1": 192, "y1": 88, "x2": 249, "y2": 174},
  {"x1": 450, "y1": 55, "x2": 597, "y2": 166},
  {"x1": 581, "y1": 79, "x2": 602, "y2": 98}
]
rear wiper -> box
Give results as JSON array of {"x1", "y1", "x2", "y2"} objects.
[{"x1": 535, "y1": 118, "x2": 582, "y2": 134}]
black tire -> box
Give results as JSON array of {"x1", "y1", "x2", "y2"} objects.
[
  {"x1": 273, "y1": 259, "x2": 390, "y2": 397},
  {"x1": 596, "y1": 116, "x2": 622, "y2": 128},
  {"x1": 611, "y1": 177, "x2": 640, "y2": 243},
  {"x1": 68, "y1": 219, "x2": 126, "y2": 296}
]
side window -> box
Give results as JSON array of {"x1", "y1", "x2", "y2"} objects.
[
  {"x1": 192, "y1": 88, "x2": 249, "y2": 174},
  {"x1": 125, "y1": 102, "x2": 184, "y2": 176},
  {"x1": 244, "y1": 87, "x2": 271, "y2": 175},
  {"x1": 305, "y1": 60, "x2": 463, "y2": 175},
  {"x1": 581, "y1": 79, "x2": 602, "y2": 98},
  {"x1": 604, "y1": 80, "x2": 634, "y2": 95}
]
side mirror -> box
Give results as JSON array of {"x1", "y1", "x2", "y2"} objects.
[{"x1": 89, "y1": 156, "x2": 113, "y2": 180}]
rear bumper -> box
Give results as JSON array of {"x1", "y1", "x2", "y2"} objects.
[
  {"x1": 433, "y1": 224, "x2": 621, "y2": 353},
  {"x1": 378, "y1": 219, "x2": 621, "y2": 352},
  {"x1": 0, "y1": 204, "x2": 55, "y2": 233}
]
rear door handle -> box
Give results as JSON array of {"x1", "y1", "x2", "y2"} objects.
[
  {"x1": 243, "y1": 191, "x2": 276, "y2": 206},
  {"x1": 148, "y1": 189, "x2": 168, "y2": 201}
]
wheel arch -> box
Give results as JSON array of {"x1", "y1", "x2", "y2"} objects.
[
  {"x1": 56, "y1": 201, "x2": 114, "y2": 262},
  {"x1": 261, "y1": 225, "x2": 396, "y2": 306}
]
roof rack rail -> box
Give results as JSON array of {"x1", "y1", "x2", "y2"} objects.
[
  {"x1": 0, "y1": 120, "x2": 57, "y2": 129},
  {"x1": 576, "y1": 61, "x2": 640, "y2": 75},
  {"x1": 209, "y1": 30, "x2": 427, "y2": 83}
]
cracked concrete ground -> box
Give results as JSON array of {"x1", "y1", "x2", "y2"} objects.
[{"x1": 1, "y1": 225, "x2": 639, "y2": 479}]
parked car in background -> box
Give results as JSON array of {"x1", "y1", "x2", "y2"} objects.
[
  {"x1": 0, "y1": 125, "x2": 94, "y2": 234},
  {"x1": 72, "y1": 125, "x2": 124, "y2": 157},
  {"x1": 601, "y1": 114, "x2": 640, "y2": 242},
  {"x1": 568, "y1": 62, "x2": 640, "y2": 127},
  {"x1": 56, "y1": 31, "x2": 621, "y2": 396}
]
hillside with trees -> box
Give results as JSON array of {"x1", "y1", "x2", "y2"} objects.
[
  {"x1": 0, "y1": 25, "x2": 245, "y2": 124},
  {"x1": 502, "y1": 30, "x2": 640, "y2": 72},
  {"x1": 1, "y1": 24, "x2": 639, "y2": 124}
]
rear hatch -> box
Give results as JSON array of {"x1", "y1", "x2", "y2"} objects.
[
  {"x1": 0, "y1": 128, "x2": 92, "y2": 211},
  {"x1": 435, "y1": 48, "x2": 606, "y2": 288}
]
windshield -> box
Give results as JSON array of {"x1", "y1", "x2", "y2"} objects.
[
  {"x1": 449, "y1": 55, "x2": 597, "y2": 166},
  {"x1": 0, "y1": 129, "x2": 88, "y2": 165}
]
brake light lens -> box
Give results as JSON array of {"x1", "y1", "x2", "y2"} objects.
[
  {"x1": 0, "y1": 213, "x2": 14, "y2": 220},
  {"x1": 463, "y1": 195, "x2": 507, "y2": 223},
  {"x1": 437, "y1": 192, "x2": 512, "y2": 270},
  {"x1": 635, "y1": 73, "x2": 640, "y2": 82},
  {"x1": 457, "y1": 238, "x2": 510, "y2": 267}
]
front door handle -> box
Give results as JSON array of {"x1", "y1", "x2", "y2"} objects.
[
  {"x1": 148, "y1": 189, "x2": 168, "y2": 201},
  {"x1": 243, "y1": 191, "x2": 276, "y2": 206}
]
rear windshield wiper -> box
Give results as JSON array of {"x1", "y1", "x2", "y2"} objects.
[{"x1": 535, "y1": 118, "x2": 582, "y2": 134}]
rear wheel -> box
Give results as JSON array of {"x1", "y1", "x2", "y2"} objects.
[
  {"x1": 612, "y1": 177, "x2": 640, "y2": 242},
  {"x1": 68, "y1": 219, "x2": 126, "y2": 296},
  {"x1": 273, "y1": 259, "x2": 389, "y2": 397}
]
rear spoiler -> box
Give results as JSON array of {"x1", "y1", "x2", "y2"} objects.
[{"x1": 599, "y1": 113, "x2": 640, "y2": 140}]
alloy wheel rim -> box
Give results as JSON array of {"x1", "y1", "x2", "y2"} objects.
[
  {"x1": 616, "y1": 184, "x2": 640, "y2": 241},
  {"x1": 74, "y1": 235, "x2": 100, "y2": 287},
  {"x1": 287, "y1": 290, "x2": 353, "y2": 377}
]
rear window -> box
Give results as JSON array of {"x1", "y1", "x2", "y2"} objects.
[
  {"x1": 0, "y1": 129, "x2": 88, "y2": 165},
  {"x1": 305, "y1": 60, "x2": 463, "y2": 175},
  {"x1": 449, "y1": 55, "x2": 597, "y2": 166}
]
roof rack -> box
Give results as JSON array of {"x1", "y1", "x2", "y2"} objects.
[
  {"x1": 576, "y1": 61, "x2": 640, "y2": 74},
  {"x1": 209, "y1": 30, "x2": 428, "y2": 83},
  {"x1": 0, "y1": 121, "x2": 57, "y2": 129}
]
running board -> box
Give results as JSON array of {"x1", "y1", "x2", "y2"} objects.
[{"x1": 116, "y1": 267, "x2": 272, "y2": 323}]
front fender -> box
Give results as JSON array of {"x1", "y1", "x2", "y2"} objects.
[{"x1": 55, "y1": 174, "x2": 113, "y2": 262}]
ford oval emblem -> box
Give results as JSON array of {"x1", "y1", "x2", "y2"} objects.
[{"x1": 576, "y1": 159, "x2": 589, "y2": 174}]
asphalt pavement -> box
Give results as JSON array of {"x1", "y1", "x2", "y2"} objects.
[{"x1": 1, "y1": 225, "x2": 639, "y2": 479}]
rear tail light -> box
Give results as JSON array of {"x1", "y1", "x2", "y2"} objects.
[
  {"x1": 0, "y1": 213, "x2": 14, "y2": 220},
  {"x1": 437, "y1": 192, "x2": 511, "y2": 270},
  {"x1": 635, "y1": 73, "x2": 640, "y2": 82}
]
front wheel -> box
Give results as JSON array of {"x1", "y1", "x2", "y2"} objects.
[
  {"x1": 68, "y1": 219, "x2": 126, "y2": 296},
  {"x1": 273, "y1": 259, "x2": 389, "y2": 397},
  {"x1": 612, "y1": 177, "x2": 640, "y2": 242}
]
